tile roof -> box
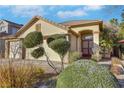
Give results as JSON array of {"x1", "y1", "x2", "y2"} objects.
[
  {"x1": 0, "y1": 32, "x2": 9, "y2": 37},
  {"x1": 60, "y1": 20, "x2": 102, "y2": 27},
  {"x1": 0, "y1": 34, "x2": 15, "y2": 39},
  {"x1": 38, "y1": 16, "x2": 69, "y2": 30},
  {"x1": 3, "y1": 19, "x2": 23, "y2": 27}
]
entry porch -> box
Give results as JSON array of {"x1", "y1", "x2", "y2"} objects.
[{"x1": 69, "y1": 26, "x2": 101, "y2": 61}]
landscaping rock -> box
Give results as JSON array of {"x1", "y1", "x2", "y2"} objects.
[{"x1": 118, "y1": 79, "x2": 124, "y2": 88}]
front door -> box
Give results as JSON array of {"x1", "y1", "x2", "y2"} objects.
[{"x1": 82, "y1": 35, "x2": 93, "y2": 58}]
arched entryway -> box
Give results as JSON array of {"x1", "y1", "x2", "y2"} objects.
[{"x1": 80, "y1": 30, "x2": 93, "y2": 58}]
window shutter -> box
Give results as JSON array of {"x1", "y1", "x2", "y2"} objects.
[{"x1": 35, "y1": 24, "x2": 41, "y2": 32}]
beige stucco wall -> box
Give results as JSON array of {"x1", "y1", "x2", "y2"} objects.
[
  {"x1": 19, "y1": 20, "x2": 67, "y2": 38},
  {"x1": 5, "y1": 40, "x2": 8, "y2": 58},
  {"x1": 0, "y1": 39, "x2": 5, "y2": 58},
  {"x1": 93, "y1": 33, "x2": 99, "y2": 46},
  {"x1": 25, "y1": 40, "x2": 68, "y2": 62},
  {"x1": 70, "y1": 33, "x2": 77, "y2": 51},
  {"x1": 18, "y1": 19, "x2": 68, "y2": 63},
  {"x1": 77, "y1": 35, "x2": 82, "y2": 54}
]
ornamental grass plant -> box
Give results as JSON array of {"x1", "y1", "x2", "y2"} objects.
[{"x1": 0, "y1": 61, "x2": 44, "y2": 88}]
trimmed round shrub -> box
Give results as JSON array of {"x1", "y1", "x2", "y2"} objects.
[
  {"x1": 23, "y1": 32, "x2": 43, "y2": 48},
  {"x1": 48, "y1": 38, "x2": 70, "y2": 57},
  {"x1": 47, "y1": 34, "x2": 66, "y2": 44},
  {"x1": 57, "y1": 60, "x2": 119, "y2": 88},
  {"x1": 47, "y1": 37, "x2": 55, "y2": 45},
  {"x1": 31, "y1": 47, "x2": 44, "y2": 58}
]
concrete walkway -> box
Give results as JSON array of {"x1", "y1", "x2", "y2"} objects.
[{"x1": 98, "y1": 59, "x2": 111, "y2": 64}]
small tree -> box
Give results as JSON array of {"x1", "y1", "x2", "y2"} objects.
[
  {"x1": 10, "y1": 41, "x2": 22, "y2": 59},
  {"x1": 22, "y1": 31, "x2": 59, "y2": 74},
  {"x1": 100, "y1": 21, "x2": 123, "y2": 58},
  {"x1": 47, "y1": 34, "x2": 70, "y2": 71},
  {"x1": 110, "y1": 18, "x2": 119, "y2": 27},
  {"x1": 100, "y1": 27, "x2": 113, "y2": 57}
]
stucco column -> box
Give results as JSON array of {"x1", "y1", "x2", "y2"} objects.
[
  {"x1": 93, "y1": 32, "x2": 99, "y2": 46},
  {"x1": 77, "y1": 36, "x2": 81, "y2": 54},
  {"x1": 92, "y1": 31, "x2": 101, "y2": 61},
  {"x1": 5, "y1": 40, "x2": 9, "y2": 59},
  {"x1": 66, "y1": 34, "x2": 69, "y2": 41}
]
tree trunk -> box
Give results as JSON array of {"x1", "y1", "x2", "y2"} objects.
[
  {"x1": 103, "y1": 47, "x2": 106, "y2": 58},
  {"x1": 44, "y1": 51, "x2": 59, "y2": 74},
  {"x1": 60, "y1": 56, "x2": 64, "y2": 72}
]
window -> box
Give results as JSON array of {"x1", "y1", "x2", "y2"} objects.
[
  {"x1": 35, "y1": 24, "x2": 41, "y2": 32},
  {"x1": 12, "y1": 27, "x2": 18, "y2": 34},
  {"x1": 0, "y1": 26, "x2": 6, "y2": 33},
  {"x1": 0, "y1": 21, "x2": 5, "y2": 32},
  {"x1": 82, "y1": 35, "x2": 93, "y2": 40},
  {"x1": 1, "y1": 26, "x2": 5, "y2": 31}
]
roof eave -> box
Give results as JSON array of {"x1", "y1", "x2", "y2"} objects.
[{"x1": 69, "y1": 21, "x2": 103, "y2": 28}]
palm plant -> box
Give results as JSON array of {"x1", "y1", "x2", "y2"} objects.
[{"x1": 100, "y1": 26, "x2": 113, "y2": 57}]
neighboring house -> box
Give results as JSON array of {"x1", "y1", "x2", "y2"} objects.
[
  {"x1": 4, "y1": 16, "x2": 102, "y2": 63},
  {"x1": 0, "y1": 19, "x2": 23, "y2": 58},
  {"x1": 0, "y1": 19, "x2": 23, "y2": 34}
]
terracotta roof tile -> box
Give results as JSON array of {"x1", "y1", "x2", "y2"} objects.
[
  {"x1": 60, "y1": 20, "x2": 102, "y2": 26},
  {"x1": 0, "y1": 32, "x2": 9, "y2": 37}
]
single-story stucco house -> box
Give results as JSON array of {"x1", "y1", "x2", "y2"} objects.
[{"x1": 2, "y1": 16, "x2": 103, "y2": 63}]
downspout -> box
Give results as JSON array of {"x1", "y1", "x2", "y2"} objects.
[
  {"x1": 68, "y1": 31, "x2": 71, "y2": 63},
  {"x1": 76, "y1": 36, "x2": 78, "y2": 51}
]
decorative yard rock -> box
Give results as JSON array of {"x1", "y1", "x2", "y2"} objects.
[
  {"x1": 110, "y1": 58, "x2": 124, "y2": 87},
  {"x1": 111, "y1": 65, "x2": 124, "y2": 75}
]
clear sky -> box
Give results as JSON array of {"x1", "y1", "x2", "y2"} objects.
[{"x1": 0, "y1": 5, "x2": 123, "y2": 25}]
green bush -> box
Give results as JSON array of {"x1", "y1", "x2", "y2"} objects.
[
  {"x1": 69, "y1": 51, "x2": 81, "y2": 63},
  {"x1": 48, "y1": 38, "x2": 70, "y2": 57},
  {"x1": 47, "y1": 34, "x2": 66, "y2": 44},
  {"x1": 47, "y1": 34, "x2": 70, "y2": 71},
  {"x1": 31, "y1": 47, "x2": 44, "y2": 58},
  {"x1": 23, "y1": 32, "x2": 43, "y2": 48},
  {"x1": 57, "y1": 60, "x2": 119, "y2": 88},
  {"x1": 91, "y1": 54, "x2": 102, "y2": 62}
]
